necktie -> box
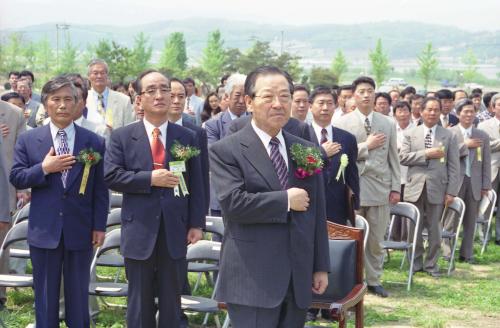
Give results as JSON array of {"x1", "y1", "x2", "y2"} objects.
[
  {"x1": 57, "y1": 129, "x2": 70, "y2": 188},
  {"x1": 151, "y1": 128, "x2": 165, "y2": 170},
  {"x1": 320, "y1": 128, "x2": 328, "y2": 144},
  {"x1": 442, "y1": 115, "x2": 448, "y2": 128},
  {"x1": 97, "y1": 94, "x2": 105, "y2": 117},
  {"x1": 364, "y1": 117, "x2": 371, "y2": 135},
  {"x1": 464, "y1": 131, "x2": 471, "y2": 177},
  {"x1": 269, "y1": 137, "x2": 288, "y2": 190},
  {"x1": 425, "y1": 129, "x2": 433, "y2": 149}
]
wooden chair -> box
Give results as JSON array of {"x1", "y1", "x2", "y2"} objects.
[{"x1": 310, "y1": 221, "x2": 366, "y2": 328}]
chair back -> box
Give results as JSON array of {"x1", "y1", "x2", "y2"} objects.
[
  {"x1": 187, "y1": 240, "x2": 221, "y2": 262},
  {"x1": 355, "y1": 215, "x2": 369, "y2": 249},
  {"x1": 441, "y1": 197, "x2": 465, "y2": 228},
  {"x1": 0, "y1": 221, "x2": 28, "y2": 259},
  {"x1": 390, "y1": 202, "x2": 419, "y2": 226},
  {"x1": 110, "y1": 193, "x2": 123, "y2": 209},
  {"x1": 106, "y1": 208, "x2": 122, "y2": 228},
  {"x1": 90, "y1": 229, "x2": 122, "y2": 272},
  {"x1": 13, "y1": 203, "x2": 30, "y2": 225},
  {"x1": 205, "y1": 216, "x2": 224, "y2": 238}
]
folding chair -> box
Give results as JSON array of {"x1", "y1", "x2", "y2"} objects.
[
  {"x1": 110, "y1": 193, "x2": 123, "y2": 209},
  {"x1": 205, "y1": 216, "x2": 224, "y2": 240},
  {"x1": 13, "y1": 203, "x2": 30, "y2": 225},
  {"x1": 440, "y1": 197, "x2": 466, "y2": 276},
  {"x1": 475, "y1": 190, "x2": 497, "y2": 255},
  {"x1": 382, "y1": 202, "x2": 420, "y2": 291},
  {"x1": 355, "y1": 215, "x2": 369, "y2": 250},
  {"x1": 106, "y1": 208, "x2": 122, "y2": 229}
]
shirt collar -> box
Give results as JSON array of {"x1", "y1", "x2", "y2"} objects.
[
  {"x1": 228, "y1": 110, "x2": 239, "y2": 120},
  {"x1": 355, "y1": 108, "x2": 373, "y2": 123},
  {"x1": 459, "y1": 124, "x2": 472, "y2": 135},
  {"x1": 174, "y1": 117, "x2": 183, "y2": 126},
  {"x1": 74, "y1": 116, "x2": 84, "y2": 126},
  {"x1": 311, "y1": 120, "x2": 332, "y2": 138},
  {"x1": 49, "y1": 120, "x2": 75, "y2": 140},
  {"x1": 251, "y1": 119, "x2": 285, "y2": 150},
  {"x1": 423, "y1": 124, "x2": 437, "y2": 136},
  {"x1": 143, "y1": 118, "x2": 168, "y2": 138}
]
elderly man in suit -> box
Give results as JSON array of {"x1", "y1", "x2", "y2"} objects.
[
  {"x1": 86, "y1": 59, "x2": 134, "y2": 130},
  {"x1": 17, "y1": 79, "x2": 42, "y2": 128},
  {"x1": 334, "y1": 76, "x2": 400, "y2": 298},
  {"x1": 445, "y1": 99, "x2": 491, "y2": 262},
  {"x1": 400, "y1": 97, "x2": 460, "y2": 276},
  {"x1": 105, "y1": 70, "x2": 205, "y2": 328},
  {"x1": 210, "y1": 66, "x2": 329, "y2": 327},
  {"x1": 10, "y1": 76, "x2": 109, "y2": 328},
  {"x1": 478, "y1": 93, "x2": 500, "y2": 245}
]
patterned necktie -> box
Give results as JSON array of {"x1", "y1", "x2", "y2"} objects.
[
  {"x1": 320, "y1": 128, "x2": 328, "y2": 144},
  {"x1": 57, "y1": 129, "x2": 70, "y2": 188},
  {"x1": 97, "y1": 94, "x2": 105, "y2": 117},
  {"x1": 269, "y1": 137, "x2": 288, "y2": 190},
  {"x1": 364, "y1": 117, "x2": 371, "y2": 135},
  {"x1": 151, "y1": 128, "x2": 165, "y2": 170},
  {"x1": 464, "y1": 131, "x2": 472, "y2": 177},
  {"x1": 425, "y1": 129, "x2": 433, "y2": 149}
]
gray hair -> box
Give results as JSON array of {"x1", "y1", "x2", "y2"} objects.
[
  {"x1": 225, "y1": 73, "x2": 246, "y2": 97},
  {"x1": 455, "y1": 98, "x2": 474, "y2": 114},
  {"x1": 491, "y1": 93, "x2": 500, "y2": 108},
  {"x1": 87, "y1": 59, "x2": 109, "y2": 75},
  {"x1": 41, "y1": 76, "x2": 78, "y2": 106}
]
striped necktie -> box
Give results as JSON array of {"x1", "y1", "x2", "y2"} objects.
[
  {"x1": 269, "y1": 137, "x2": 288, "y2": 190},
  {"x1": 57, "y1": 129, "x2": 70, "y2": 188},
  {"x1": 424, "y1": 129, "x2": 432, "y2": 149}
]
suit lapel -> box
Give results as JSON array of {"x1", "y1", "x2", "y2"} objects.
[
  {"x1": 433, "y1": 126, "x2": 447, "y2": 148},
  {"x1": 164, "y1": 123, "x2": 182, "y2": 169},
  {"x1": 132, "y1": 122, "x2": 154, "y2": 170}
]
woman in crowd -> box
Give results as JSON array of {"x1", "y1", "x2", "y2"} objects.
[{"x1": 201, "y1": 92, "x2": 222, "y2": 123}]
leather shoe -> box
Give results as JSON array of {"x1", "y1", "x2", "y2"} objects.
[
  {"x1": 427, "y1": 271, "x2": 442, "y2": 278},
  {"x1": 368, "y1": 285, "x2": 389, "y2": 298},
  {"x1": 458, "y1": 256, "x2": 476, "y2": 264},
  {"x1": 495, "y1": 240, "x2": 500, "y2": 246}
]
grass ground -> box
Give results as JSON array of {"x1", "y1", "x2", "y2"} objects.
[{"x1": 1, "y1": 236, "x2": 499, "y2": 327}]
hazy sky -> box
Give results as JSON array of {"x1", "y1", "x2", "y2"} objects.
[{"x1": 1, "y1": 0, "x2": 499, "y2": 31}]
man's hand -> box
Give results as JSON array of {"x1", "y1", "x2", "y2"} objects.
[
  {"x1": 187, "y1": 228, "x2": 203, "y2": 244},
  {"x1": 312, "y1": 271, "x2": 328, "y2": 294},
  {"x1": 321, "y1": 141, "x2": 342, "y2": 158},
  {"x1": 389, "y1": 191, "x2": 401, "y2": 205},
  {"x1": 41, "y1": 147, "x2": 75, "y2": 174},
  {"x1": 425, "y1": 147, "x2": 445, "y2": 159},
  {"x1": 481, "y1": 189, "x2": 490, "y2": 197},
  {"x1": 287, "y1": 187, "x2": 309, "y2": 212},
  {"x1": 151, "y1": 169, "x2": 180, "y2": 188},
  {"x1": 444, "y1": 194, "x2": 455, "y2": 207},
  {"x1": 366, "y1": 133, "x2": 386, "y2": 150},
  {"x1": 16, "y1": 192, "x2": 31, "y2": 208},
  {"x1": 92, "y1": 230, "x2": 105, "y2": 247},
  {"x1": 465, "y1": 138, "x2": 482, "y2": 149},
  {"x1": 0, "y1": 124, "x2": 9, "y2": 138}
]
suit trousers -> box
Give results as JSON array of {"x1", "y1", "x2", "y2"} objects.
[
  {"x1": 30, "y1": 241, "x2": 92, "y2": 328},
  {"x1": 410, "y1": 186, "x2": 443, "y2": 273},
  {"x1": 0, "y1": 224, "x2": 9, "y2": 302},
  {"x1": 358, "y1": 204, "x2": 390, "y2": 286},
  {"x1": 491, "y1": 176, "x2": 500, "y2": 242},
  {"x1": 125, "y1": 218, "x2": 184, "y2": 328},
  {"x1": 226, "y1": 280, "x2": 307, "y2": 328}
]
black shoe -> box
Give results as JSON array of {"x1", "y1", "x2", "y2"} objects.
[
  {"x1": 0, "y1": 300, "x2": 5, "y2": 311},
  {"x1": 305, "y1": 310, "x2": 317, "y2": 322},
  {"x1": 426, "y1": 271, "x2": 442, "y2": 278},
  {"x1": 320, "y1": 308, "x2": 331, "y2": 320},
  {"x1": 495, "y1": 240, "x2": 500, "y2": 246},
  {"x1": 458, "y1": 256, "x2": 476, "y2": 264},
  {"x1": 411, "y1": 268, "x2": 424, "y2": 275},
  {"x1": 367, "y1": 285, "x2": 389, "y2": 298}
]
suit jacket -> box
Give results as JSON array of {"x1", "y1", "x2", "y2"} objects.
[
  {"x1": 438, "y1": 113, "x2": 459, "y2": 127},
  {"x1": 86, "y1": 88, "x2": 134, "y2": 129},
  {"x1": 205, "y1": 110, "x2": 236, "y2": 144},
  {"x1": 450, "y1": 126, "x2": 491, "y2": 201},
  {"x1": 309, "y1": 125, "x2": 360, "y2": 223},
  {"x1": 26, "y1": 99, "x2": 41, "y2": 128},
  {"x1": 0, "y1": 135, "x2": 10, "y2": 222},
  {"x1": 104, "y1": 121, "x2": 205, "y2": 260},
  {"x1": 0, "y1": 100, "x2": 27, "y2": 211},
  {"x1": 334, "y1": 110, "x2": 401, "y2": 206},
  {"x1": 209, "y1": 123, "x2": 330, "y2": 309},
  {"x1": 400, "y1": 124, "x2": 460, "y2": 204},
  {"x1": 78, "y1": 117, "x2": 110, "y2": 144},
  {"x1": 182, "y1": 113, "x2": 196, "y2": 126},
  {"x1": 478, "y1": 117, "x2": 500, "y2": 181},
  {"x1": 9, "y1": 124, "x2": 108, "y2": 250}
]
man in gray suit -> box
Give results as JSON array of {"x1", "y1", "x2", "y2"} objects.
[
  {"x1": 210, "y1": 66, "x2": 329, "y2": 327},
  {"x1": 400, "y1": 97, "x2": 460, "y2": 276},
  {"x1": 446, "y1": 99, "x2": 491, "y2": 262},
  {"x1": 334, "y1": 76, "x2": 400, "y2": 298},
  {"x1": 17, "y1": 79, "x2": 41, "y2": 128},
  {"x1": 478, "y1": 93, "x2": 500, "y2": 245}
]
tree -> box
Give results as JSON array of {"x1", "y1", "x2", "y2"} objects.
[
  {"x1": 369, "y1": 39, "x2": 390, "y2": 87},
  {"x1": 201, "y1": 30, "x2": 226, "y2": 86},
  {"x1": 331, "y1": 50, "x2": 348, "y2": 82},
  {"x1": 159, "y1": 32, "x2": 187, "y2": 76},
  {"x1": 91, "y1": 39, "x2": 135, "y2": 82},
  {"x1": 462, "y1": 48, "x2": 478, "y2": 83},
  {"x1": 308, "y1": 67, "x2": 338, "y2": 88},
  {"x1": 34, "y1": 37, "x2": 55, "y2": 86},
  {"x1": 223, "y1": 48, "x2": 242, "y2": 73},
  {"x1": 274, "y1": 52, "x2": 303, "y2": 81},
  {"x1": 56, "y1": 36, "x2": 79, "y2": 74},
  {"x1": 238, "y1": 41, "x2": 276, "y2": 73},
  {"x1": 3, "y1": 32, "x2": 25, "y2": 71},
  {"x1": 131, "y1": 32, "x2": 152, "y2": 76},
  {"x1": 22, "y1": 40, "x2": 37, "y2": 71},
  {"x1": 417, "y1": 42, "x2": 439, "y2": 91}
]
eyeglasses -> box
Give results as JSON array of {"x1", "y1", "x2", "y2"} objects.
[
  {"x1": 255, "y1": 93, "x2": 292, "y2": 104},
  {"x1": 141, "y1": 88, "x2": 171, "y2": 97}
]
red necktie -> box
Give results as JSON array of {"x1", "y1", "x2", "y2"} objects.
[{"x1": 151, "y1": 128, "x2": 165, "y2": 170}]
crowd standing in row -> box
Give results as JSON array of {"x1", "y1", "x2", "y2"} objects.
[{"x1": 0, "y1": 60, "x2": 499, "y2": 327}]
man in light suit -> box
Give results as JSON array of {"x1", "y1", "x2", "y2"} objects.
[
  {"x1": 210, "y1": 66, "x2": 329, "y2": 327},
  {"x1": 400, "y1": 97, "x2": 460, "y2": 276},
  {"x1": 86, "y1": 59, "x2": 134, "y2": 130},
  {"x1": 105, "y1": 70, "x2": 205, "y2": 328},
  {"x1": 10, "y1": 76, "x2": 109, "y2": 327},
  {"x1": 446, "y1": 99, "x2": 491, "y2": 262},
  {"x1": 477, "y1": 93, "x2": 500, "y2": 245},
  {"x1": 334, "y1": 76, "x2": 400, "y2": 298},
  {"x1": 183, "y1": 77, "x2": 204, "y2": 126}
]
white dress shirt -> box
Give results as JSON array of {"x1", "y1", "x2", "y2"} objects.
[
  {"x1": 49, "y1": 121, "x2": 75, "y2": 155},
  {"x1": 143, "y1": 118, "x2": 168, "y2": 147},
  {"x1": 311, "y1": 121, "x2": 333, "y2": 144},
  {"x1": 251, "y1": 120, "x2": 288, "y2": 168},
  {"x1": 355, "y1": 109, "x2": 374, "y2": 127}
]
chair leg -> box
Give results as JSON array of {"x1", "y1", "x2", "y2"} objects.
[
  {"x1": 355, "y1": 300, "x2": 364, "y2": 328},
  {"x1": 400, "y1": 249, "x2": 406, "y2": 270},
  {"x1": 448, "y1": 237, "x2": 458, "y2": 276},
  {"x1": 339, "y1": 316, "x2": 346, "y2": 328},
  {"x1": 481, "y1": 219, "x2": 493, "y2": 255}
]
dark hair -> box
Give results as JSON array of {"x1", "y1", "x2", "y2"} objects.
[
  {"x1": 409, "y1": 94, "x2": 424, "y2": 105},
  {"x1": 170, "y1": 78, "x2": 186, "y2": 94},
  {"x1": 112, "y1": 82, "x2": 127, "y2": 91},
  {"x1": 455, "y1": 98, "x2": 474, "y2": 114},
  {"x1": 8, "y1": 71, "x2": 19, "y2": 78},
  {"x1": 136, "y1": 69, "x2": 163, "y2": 94},
  {"x1": 375, "y1": 92, "x2": 392, "y2": 106},
  {"x1": 220, "y1": 74, "x2": 230, "y2": 85},
  {"x1": 483, "y1": 92, "x2": 498, "y2": 109},
  {"x1": 351, "y1": 76, "x2": 376, "y2": 92},
  {"x1": 338, "y1": 84, "x2": 353, "y2": 94},
  {"x1": 64, "y1": 73, "x2": 89, "y2": 101},
  {"x1": 436, "y1": 89, "x2": 453, "y2": 100},
  {"x1": 293, "y1": 84, "x2": 310, "y2": 95},
  {"x1": 422, "y1": 96, "x2": 442, "y2": 111},
  {"x1": 19, "y1": 70, "x2": 35, "y2": 82},
  {"x1": 453, "y1": 89, "x2": 468, "y2": 100},
  {"x1": 392, "y1": 100, "x2": 411, "y2": 114},
  {"x1": 400, "y1": 86, "x2": 416, "y2": 99},
  {"x1": 41, "y1": 76, "x2": 78, "y2": 106},
  {"x1": 471, "y1": 88, "x2": 483, "y2": 95},
  {"x1": 201, "y1": 92, "x2": 222, "y2": 123},
  {"x1": 309, "y1": 85, "x2": 337, "y2": 104},
  {"x1": 245, "y1": 66, "x2": 293, "y2": 98},
  {"x1": 1, "y1": 92, "x2": 25, "y2": 104},
  {"x1": 331, "y1": 84, "x2": 340, "y2": 92},
  {"x1": 183, "y1": 77, "x2": 195, "y2": 86},
  {"x1": 469, "y1": 92, "x2": 482, "y2": 100}
]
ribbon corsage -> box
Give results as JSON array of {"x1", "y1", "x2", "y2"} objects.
[
  {"x1": 170, "y1": 141, "x2": 201, "y2": 197},
  {"x1": 477, "y1": 147, "x2": 482, "y2": 162},
  {"x1": 335, "y1": 154, "x2": 349, "y2": 183},
  {"x1": 439, "y1": 142, "x2": 446, "y2": 163},
  {"x1": 290, "y1": 143, "x2": 324, "y2": 179},
  {"x1": 76, "y1": 148, "x2": 101, "y2": 195}
]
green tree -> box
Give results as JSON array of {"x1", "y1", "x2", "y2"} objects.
[
  {"x1": 92, "y1": 39, "x2": 113, "y2": 65},
  {"x1": 331, "y1": 50, "x2": 348, "y2": 82},
  {"x1": 131, "y1": 32, "x2": 152, "y2": 76},
  {"x1": 308, "y1": 67, "x2": 338, "y2": 88},
  {"x1": 462, "y1": 48, "x2": 478, "y2": 83},
  {"x1": 91, "y1": 39, "x2": 135, "y2": 82},
  {"x1": 159, "y1": 32, "x2": 187, "y2": 76},
  {"x1": 369, "y1": 39, "x2": 390, "y2": 87},
  {"x1": 22, "y1": 40, "x2": 37, "y2": 71},
  {"x1": 417, "y1": 42, "x2": 439, "y2": 90},
  {"x1": 34, "y1": 37, "x2": 55, "y2": 86},
  {"x1": 56, "y1": 36, "x2": 79, "y2": 74},
  {"x1": 201, "y1": 30, "x2": 226, "y2": 86},
  {"x1": 274, "y1": 52, "x2": 303, "y2": 81},
  {"x1": 3, "y1": 32, "x2": 25, "y2": 71},
  {"x1": 223, "y1": 48, "x2": 242, "y2": 73},
  {"x1": 238, "y1": 41, "x2": 276, "y2": 73}
]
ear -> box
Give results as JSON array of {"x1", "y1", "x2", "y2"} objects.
[{"x1": 244, "y1": 95, "x2": 253, "y2": 113}]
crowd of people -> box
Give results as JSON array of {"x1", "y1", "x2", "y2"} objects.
[{"x1": 0, "y1": 59, "x2": 499, "y2": 327}]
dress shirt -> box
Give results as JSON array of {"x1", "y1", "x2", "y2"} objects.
[
  {"x1": 458, "y1": 125, "x2": 472, "y2": 139},
  {"x1": 49, "y1": 121, "x2": 75, "y2": 155},
  {"x1": 331, "y1": 107, "x2": 344, "y2": 124},
  {"x1": 440, "y1": 114, "x2": 451, "y2": 127},
  {"x1": 92, "y1": 87, "x2": 109, "y2": 110},
  {"x1": 311, "y1": 121, "x2": 333, "y2": 144},
  {"x1": 174, "y1": 117, "x2": 183, "y2": 126},
  {"x1": 143, "y1": 118, "x2": 167, "y2": 147},
  {"x1": 355, "y1": 109, "x2": 374, "y2": 127},
  {"x1": 251, "y1": 120, "x2": 288, "y2": 168},
  {"x1": 74, "y1": 116, "x2": 84, "y2": 126},
  {"x1": 411, "y1": 115, "x2": 421, "y2": 125},
  {"x1": 228, "y1": 110, "x2": 239, "y2": 121}
]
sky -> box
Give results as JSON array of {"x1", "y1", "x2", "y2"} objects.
[{"x1": 1, "y1": 0, "x2": 499, "y2": 31}]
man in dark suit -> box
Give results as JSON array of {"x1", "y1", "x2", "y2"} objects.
[
  {"x1": 437, "y1": 89, "x2": 459, "y2": 128},
  {"x1": 104, "y1": 70, "x2": 205, "y2": 328},
  {"x1": 210, "y1": 66, "x2": 329, "y2": 327},
  {"x1": 10, "y1": 76, "x2": 109, "y2": 328}
]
